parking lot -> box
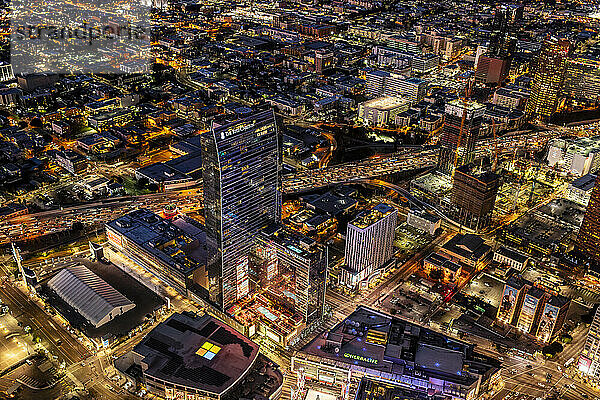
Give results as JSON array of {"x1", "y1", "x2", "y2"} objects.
[
  {"x1": 379, "y1": 280, "x2": 437, "y2": 323},
  {"x1": 462, "y1": 273, "x2": 504, "y2": 310}
]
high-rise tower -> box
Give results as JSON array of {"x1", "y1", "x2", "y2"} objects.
[
  {"x1": 438, "y1": 99, "x2": 485, "y2": 176},
  {"x1": 526, "y1": 37, "x2": 571, "y2": 121},
  {"x1": 201, "y1": 110, "x2": 281, "y2": 311},
  {"x1": 577, "y1": 174, "x2": 600, "y2": 266}
]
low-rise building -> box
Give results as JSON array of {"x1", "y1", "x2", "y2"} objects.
[
  {"x1": 115, "y1": 312, "x2": 283, "y2": 400},
  {"x1": 566, "y1": 173, "x2": 596, "y2": 206},
  {"x1": 291, "y1": 306, "x2": 502, "y2": 400},
  {"x1": 493, "y1": 246, "x2": 529, "y2": 271},
  {"x1": 358, "y1": 96, "x2": 410, "y2": 126},
  {"x1": 406, "y1": 209, "x2": 441, "y2": 235}
]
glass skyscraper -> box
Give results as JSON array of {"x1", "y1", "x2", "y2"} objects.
[
  {"x1": 201, "y1": 110, "x2": 281, "y2": 311},
  {"x1": 525, "y1": 36, "x2": 571, "y2": 121}
]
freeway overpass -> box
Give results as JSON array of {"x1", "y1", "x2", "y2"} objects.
[{"x1": 282, "y1": 130, "x2": 558, "y2": 193}]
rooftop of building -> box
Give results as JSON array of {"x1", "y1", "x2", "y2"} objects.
[
  {"x1": 454, "y1": 164, "x2": 499, "y2": 185},
  {"x1": 47, "y1": 264, "x2": 134, "y2": 327},
  {"x1": 133, "y1": 312, "x2": 259, "y2": 395},
  {"x1": 446, "y1": 98, "x2": 485, "y2": 111},
  {"x1": 442, "y1": 233, "x2": 491, "y2": 261},
  {"x1": 547, "y1": 294, "x2": 570, "y2": 309},
  {"x1": 361, "y1": 96, "x2": 410, "y2": 110},
  {"x1": 570, "y1": 173, "x2": 597, "y2": 191},
  {"x1": 350, "y1": 203, "x2": 396, "y2": 230},
  {"x1": 504, "y1": 213, "x2": 572, "y2": 250},
  {"x1": 409, "y1": 208, "x2": 441, "y2": 223},
  {"x1": 303, "y1": 189, "x2": 358, "y2": 216},
  {"x1": 299, "y1": 306, "x2": 499, "y2": 388},
  {"x1": 411, "y1": 172, "x2": 453, "y2": 195},
  {"x1": 106, "y1": 209, "x2": 205, "y2": 276},
  {"x1": 425, "y1": 253, "x2": 461, "y2": 273},
  {"x1": 549, "y1": 136, "x2": 600, "y2": 155},
  {"x1": 260, "y1": 224, "x2": 324, "y2": 260},
  {"x1": 495, "y1": 246, "x2": 529, "y2": 264},
  {"x1": 505, "y1": 274, "x2": 530, "y2": 291}
]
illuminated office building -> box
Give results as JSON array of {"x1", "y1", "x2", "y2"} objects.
[
  {"x1": 564, "y1": 57, "x2": 600, "y2": 104},
  {"x1": 201, "y1": 110, "x2": 281, "y2": 311},
  {"x1": 525, "y1": 37, "x2": 571, "y2": 121},
  {"x1": 577, "y1": 174, "x2": 600, "y2": 265},
  {"x1": 341, "y1": 203, "x2": 397, "y2": 289},
  {"x1": 438, "y1": 99, "x2": 485, "y2": 176},
  {"x1": 452, "y1": 164, "x2": 499, "y2": 231}
]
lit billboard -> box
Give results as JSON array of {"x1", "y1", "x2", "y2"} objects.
[
  {"x1": 536, "y1": 302, "x2": 560, "y2": 343},
  {"x1": 517, "y1": 294, "x2": 539, "y2": 333},
  {"x1": 497, "y1": 285, "x2": 518, "y2": 324}
]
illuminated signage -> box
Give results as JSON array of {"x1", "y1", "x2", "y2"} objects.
[
  {"x1": 196, "y1": 341, "x2": 221, "y2": 360},
  {"x1": 106, "y1": 229, "x2": 123, "y2": 247},
  {"x1": 343, "y1": 353, "x2": 378, "y2": 364},
  {"x1": 221, "y1": 122, "x2": 252, "y2": 139},
  {"x1": 497, "y1": 285, "x2": 518, "y2": 323},
  {"x1": 579, "y1": 356, "x2": 592, "y2": 374}
]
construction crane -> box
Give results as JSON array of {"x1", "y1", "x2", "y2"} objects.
[{"x1": 451, "y1": 78, "x2": 474, "y2": 178}]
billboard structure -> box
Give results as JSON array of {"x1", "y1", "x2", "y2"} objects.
[{"x1": 496, "y1": 285, "x2": 519, "y2": 324}]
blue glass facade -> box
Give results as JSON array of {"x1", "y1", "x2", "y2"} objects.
[{"x1": 201, "y1": 110, "x2": 281, "y2": 311}]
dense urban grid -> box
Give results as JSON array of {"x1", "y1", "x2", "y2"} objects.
[{"x1": 2, "y1": 0, "x2": 600, "y2": 400}]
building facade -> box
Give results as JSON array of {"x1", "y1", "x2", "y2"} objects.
[
  {"x1": 579, "y1": 307, "x2": 600, "y2": 382},
  {"x1": 525, "y1": 37, "x2": 571, "y2": 121},
  {"x1": 438, "y1": 100, "x2": 485, "y2": 176},
  {"x1": 201, "y1": 110, "x2": 281, "y2": 311},
  {"x1": 577, "y1": 174, "x2": 600, "y2": 266},
  {"x1": 341, "y1": 203, "x2": 397, "y2": 288},
  {"x1": 451, "y1": 164, "x2": 499, "y2": 231}
]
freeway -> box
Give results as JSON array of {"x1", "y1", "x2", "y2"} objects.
[
  {"x1": 0, "y1": 190, "x2": 203, "y2": 246},
  {"x1": 282, "y1": 129, "x2": 560, "y2": 193}
]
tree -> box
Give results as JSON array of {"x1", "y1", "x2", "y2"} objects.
[
  {"x1": 136, "y1": 177, "x2": 149, "y2": 188},
  {"x1": 560, "y1": 333, "x2": 573, "y2": 344},
  {"x1": 429, "y1": 269, "x2": 443, "y2": 281},
  {"x1": 542, "y1": 342, "x2": 564, "y2": 358},
  {"x1": 29, "y1": 117, "x2": 43, "y2": 128}
]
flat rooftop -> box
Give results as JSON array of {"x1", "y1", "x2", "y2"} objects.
[
  {"x1": 134, "y1": 312, "x2": 259, "y2": 395},
  {"x1": 570, "y1": 173, "x2": 597, "y2": 191},
  {"x1": 411, "y1": 172, "x2": 452, "y2": 195},
  {"x1": 361, "y1": 96, "x2": 410, "y2": 111},
  {"x1": 106, "y1": 209, "x2": 206, "y2": 276},
  {"x1": 299, "y1": 306, "x2": 499, "y2": 389},
  {"x1": 350, "y1": 203, "x2": 396, "y2": 230}
]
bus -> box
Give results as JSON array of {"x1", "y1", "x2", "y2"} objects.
[{"x1": 564, "y1": 357, "x2": 575, "y2": 368}]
